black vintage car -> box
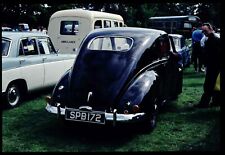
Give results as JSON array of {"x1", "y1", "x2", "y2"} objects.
[{"x1": 45, "y1": 27, "x2": 182, "y2": 131}]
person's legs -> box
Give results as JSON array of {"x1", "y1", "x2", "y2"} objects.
[
  {"x1": 211, "y1": 91, "x2": 221, "y2": 107},
  {"x1": 192, "y1": 45, "x2": 198, "y2": 72},
  {"x1": 196, "y1": 43, "x2": 203, "y2": 72},
  {"x1": 198, "y1": 53, "x2": 203, "y2": 72},
  {"x1": 195, "y1": 67, "x2": 219, "y2": 108}
]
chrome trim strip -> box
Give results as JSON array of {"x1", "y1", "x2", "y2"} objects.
[
  {"x1": 87, "y1": 92, "x2": 93, "y2": 103},
  {"x1": 45, "y1": 103, "x2": 145, "y2": 122},
  {"x1": 46, "y1": 103, "x2": 66, "y2": 115}
]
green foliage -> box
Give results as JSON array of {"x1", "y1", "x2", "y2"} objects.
[
  {"x1": 2, "y1": 67, "x2": 220, "y2": 152},
  {"x1": 1, "y1": 3, "x2": 221, "y2": 29}
]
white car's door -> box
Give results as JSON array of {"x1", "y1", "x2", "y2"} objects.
[
  {"x1": 37, "y1": 37, "x2": 75, "y2": 87},
  {"x1": 19, "y1": 37, "x2": 44, "y2": 91}
]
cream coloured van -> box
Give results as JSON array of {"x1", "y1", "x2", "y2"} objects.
[{"x1": 48, "y1": 9, "x2": 125, "y2": 54}]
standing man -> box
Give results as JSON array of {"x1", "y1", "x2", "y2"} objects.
[
  {"x1": 194, "y1": 23, "x2": 220, "y2": 108},
  {"x1": 192, "y1": 25, "x2": 204, "y2": 72}
]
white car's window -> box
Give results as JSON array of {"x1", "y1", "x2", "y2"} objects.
[
  {"x1": 88, "y1": 36, "x2": 133, "y2": 52},
  {"x1": 37, "y1": 37, "x2": 56, "y2": 54},
  {"x1": 2, "y1": 39, "x2": 10, "y2": 56},
  {"x1": 19, "y1": 38, "x2": 38, "y2": 56}
]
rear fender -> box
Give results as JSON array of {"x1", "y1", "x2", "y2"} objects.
[
  {"x1": 50, "y1": 69, "x2": 71, "y2": 106},
  {"x1": 118, "y1": 70, "x2": 158, "y2": 113}
]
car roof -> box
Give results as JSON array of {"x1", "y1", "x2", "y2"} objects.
[
  {"x1": 90, "y1": 27, "x2": 166, "y2": 36},
  {"x1": 50, "y1": 9, "x2": 123, "y2": 22},
  {"x1": 2, "y1": 31, "x2": 48, "y2": 40},
  {"x1": 169, "y1": 34, "x2": 183, "y2": 38}
]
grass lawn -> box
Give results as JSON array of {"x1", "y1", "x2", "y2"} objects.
[{"x1": 2, "y1": 66, "x2": 221, "y2": 152}]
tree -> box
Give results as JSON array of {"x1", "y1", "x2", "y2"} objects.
[
  {"x1": 196, "y1": 3, "x2": 221, "y2": 28},
  {"x1": 1, "y1": 3, "x2": 221, "y2": 30}
]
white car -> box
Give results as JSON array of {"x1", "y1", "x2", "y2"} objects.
[
  {"x1": 2, "y1": 26, "x2": 13, "y2": 31},
  {"x1": 2, "y1": 31, "x2": 76, "y2": 108}
]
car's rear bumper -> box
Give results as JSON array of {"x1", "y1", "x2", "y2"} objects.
[{"x1": 46, "y1": 103, "x2": 146, "y2": 123}]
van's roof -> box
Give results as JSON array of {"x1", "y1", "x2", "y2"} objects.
[
  {"x1": 149, "y1": 15, "x2": 200, "y2": 20},
  {"x1": 168, "y1": 34, "x2": 184, "y2": 38},
  {"x1": 50, "y1": 9, "x2": 123, "y2": 21}
]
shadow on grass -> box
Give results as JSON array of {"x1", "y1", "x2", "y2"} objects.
[
  {"x1": 180, "y1": 113, "x2": 221, "y2": 151},
  {"x1": 4, "y1": 107, "x2": 146, "y2": 151},
  {"x1": 157, "y1": 100, "x2": 221, "y2": 151}
]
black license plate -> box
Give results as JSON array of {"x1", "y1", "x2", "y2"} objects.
[{"x1": 65, "y1": 108, "x2": 105, "y2": 124}]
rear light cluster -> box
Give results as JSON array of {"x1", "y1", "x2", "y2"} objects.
[
  {"x1": 123, "y1": 104, "x2": 140, "y2": 114},
  {"x1": 45, "y1": 96, "x2": 51, "y2": 103}
]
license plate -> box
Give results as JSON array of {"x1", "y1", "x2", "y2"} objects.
[{"x1": 65, "y1": 108, "x2": 105, "y2": 124}]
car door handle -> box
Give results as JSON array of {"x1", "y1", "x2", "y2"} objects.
[
  {"x1": 42, "y1": 57, "x2": 47, "y2": 61},
  {"x1": 19, "y1": 59, "x2": 25, "y2": 64}
]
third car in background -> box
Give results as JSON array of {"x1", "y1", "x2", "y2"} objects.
[{"x1": 169, "y1": 34, "x2": 191, "y2": 68}]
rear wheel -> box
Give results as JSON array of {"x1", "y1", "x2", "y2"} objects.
[
  {"x1": 5, "y1": 84, "x2": 22, "y2": 108},
  {"x1": 139, "y1": 113, "x2": 157, "y2": 133},
  {"x1": 147, "y1": 114, "x2": 157, "y2": 130},
  {"x1": 141, "y1": 96, "x2": 159, "y2": 133}
]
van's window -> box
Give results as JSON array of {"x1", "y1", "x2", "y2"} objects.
[
  {"x1": 88, "y1": 36, "x2": 133, "y2": 52},
  {"x1": 113, "y1": 21, "x2": 119, "y2": 27},
  {"x1": 37, "y1": 37, "x2": 56, "y2": 54},
  {"x1": 60, "y1": 21, "x2": 79, "y2": 35},
  {"x1": 173, "y1": 22, "x2": 177, "y2": 27},
  {"x1": 2, "y1": 39, "x2": 10, "y2": 56},
  {"x1": 152, "y1": 22, "x2": 164, "y2": 28},
  {"x1": 20, "y1": 38, "x2": 38, "y2": 56},
  {"x1": 94, "y1": 20, "x2": 102, "y2": 29},
  {"x1": 165, "y1": 22, "x2": 171, "y2": 27},
  {"x1": 104, "y1": 20, "x2": 111, "y2": 28},
  {"x1": 119, "y1": 22, "x2": 123, "y2": 27},
  {"x1": 184, "y1": 22, "x2": 192, "y2": 28}
]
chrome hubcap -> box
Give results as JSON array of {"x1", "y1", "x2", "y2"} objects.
[{"x1": 7, "y1": 86, "x2": 20, "y2": 106}]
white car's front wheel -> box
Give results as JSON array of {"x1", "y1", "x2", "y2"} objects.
[{"x1": 6, "y1": 84, "x2": 21, "y2": 108}]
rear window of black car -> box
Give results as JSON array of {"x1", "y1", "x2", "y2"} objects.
[{"x1": 88, "y1": 36, "x2": 133, "y2": 52}]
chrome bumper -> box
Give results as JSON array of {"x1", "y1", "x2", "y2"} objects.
[{"x1": 46, "y1": 103, "x2": 146, "y2": 123}]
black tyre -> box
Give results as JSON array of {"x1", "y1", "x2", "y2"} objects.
[
  {"x1": 5, "y1": 84, "x2": 22, "y2": 108},
  {"x1": 149, "y1": 114, "x2": 157, "y2": 129},
  {"x1": 140, "y1": 113, "x2": 157, "y2": 133}
]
